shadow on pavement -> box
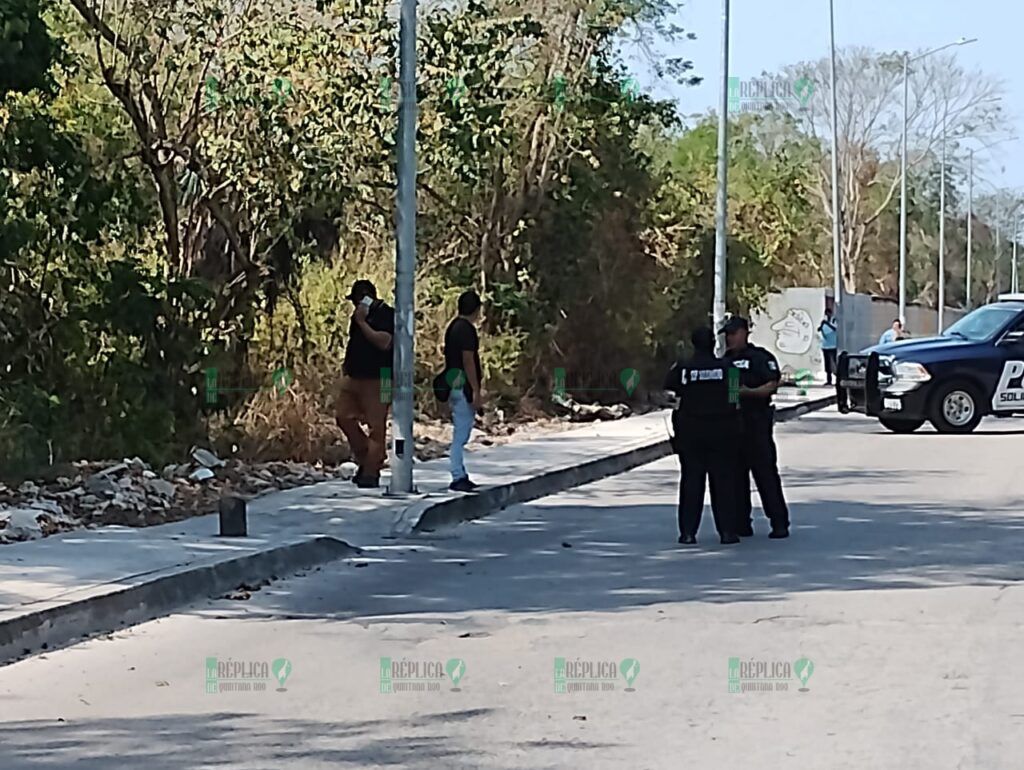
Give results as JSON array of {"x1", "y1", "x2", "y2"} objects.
[
  {"x1": 0, "y1": 710, "x2": 507, "y2": 769},
  {"x1": 216, "y1": 454, "x2": 1024, "y2": 624}
]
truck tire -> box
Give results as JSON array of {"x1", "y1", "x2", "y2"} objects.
[
  {"x1": 928, "y1": 380, "x2": 984, "y2": 434},
  {"x1": 879, "y1": 417, "x2": 925, "y2": 433}
]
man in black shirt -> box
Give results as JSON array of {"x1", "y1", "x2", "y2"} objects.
[
  {"x1": 336, "y1": 279, "x2": 395, "y2": 488},
  {"x1": 443, "y1": 291, "x2": 484, "y2": 492},
  {"x1": 664, "y1": 327, "x2": 742, "y2": 545},
  {"x1": 721, "y1": 316, "x2": 790, "y2": 538}
]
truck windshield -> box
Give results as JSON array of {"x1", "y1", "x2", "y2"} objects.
[{"x1": 942, "y1": 305, "x2": 1019, "y2": 341}]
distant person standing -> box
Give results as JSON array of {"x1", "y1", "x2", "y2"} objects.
[
  {"x1": 336, "y1": 280, "x2": 395, "y2": 488},
  {"x1": 879, "y1": 318, "x2": 906, "y2": 346},
  {"x1": 818, "y1": 310, "x2": 838, "y2": 386},
  {"x1": 722, "y1": 316, "x2": 790, "y2": 539},
  {"x1": 444, "y1": 291, "x2": 485, "y2": 492},
  {"x1": 664, "y1": 327, "x2": 742, "y2": 546}
]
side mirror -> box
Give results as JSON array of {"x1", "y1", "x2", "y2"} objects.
[{"x1": 999, "y1": 330, "x2": 1024, "y2": 345}]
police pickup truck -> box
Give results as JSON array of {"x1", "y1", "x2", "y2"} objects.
[{"x1": 837, "y1": 295, "x2": 1024, "y2": 433}]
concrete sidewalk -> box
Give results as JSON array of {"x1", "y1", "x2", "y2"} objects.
[{"x1": 0, "y1": 395, "x2": 834, "y2": 664}]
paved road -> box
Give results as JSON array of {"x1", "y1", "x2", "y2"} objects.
[{"x1": 2, "y1": 410, "x2": 1024, "y2": 769}]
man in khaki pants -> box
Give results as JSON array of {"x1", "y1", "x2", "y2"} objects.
[{"x1": 336, "y1": 280, "x2": 394, "y2": 488}]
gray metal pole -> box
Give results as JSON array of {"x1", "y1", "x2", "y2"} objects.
[
  {"x1": 712, "y1": 0, "x2": 730, "y2": 353},
  {"x1": 828, "y1": 0, "x2": 844, "y2": 349},
  {"x1": 898, "y1": 53, "x2": 909, "y2": 324},
  {"x1": 966, "y1": 149, "x2": 973, "y2": 309},
  {"x1": 995, "y1": 221, "x2": 1002, "y2": 297},
  {"x1": 389, "y1": 0, "x2": 418, "y2": 495},
  {"x1": 938, "y1": 110, "x2": 946, "y2": 333},
  {"x1": 1014, "y1": 215, "x2": 1020, "y2": 293}
]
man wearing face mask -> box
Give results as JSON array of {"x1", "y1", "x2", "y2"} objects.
[
  {"x1": 721, "y1": 316, "x2": 790, "y2": 539},
  {"x1": 335, "y1": 279, "x2": 395, "y2": 488}
]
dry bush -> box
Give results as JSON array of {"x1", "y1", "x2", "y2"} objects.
[{"x1": 214, "y1": 364, "x2": 349, "y2": 464}]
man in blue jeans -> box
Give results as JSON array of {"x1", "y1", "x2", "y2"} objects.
[{"x1": 444, "y1": 291, "x2": 485, "y2": 492}]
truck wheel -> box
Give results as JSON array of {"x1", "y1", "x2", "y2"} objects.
[
  {"x1": 928, "y1": 381, "x2": 983, "y2": 434},
  {"x1": 879, "y1": 417, "x2": 925, "y2": 433}
]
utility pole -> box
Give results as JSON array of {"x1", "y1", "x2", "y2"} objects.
[
  {"x1": 995, "y1": 220, "x2": 1002, "y2": 298},
  {"x1": 1014, "y1": 214, "x2": 1021, "y2": 293},
  {"x1": 938, "y1": 108, "x2": 946, "y2": 333},
  {"x1": 966, "y1": 149, "x2": 973, "y2": 309},
  {"x1": 828, "y1": 0, "x2": 844, "y2": 349},
  {"x1": 897, "y1": 38, "x2": 976, "y2": 323},
  {"x1": 898, "y1": 52, "x2": 909, "y2": 325},
  {"x1": 390, "y1": 0, "x2": 417, "y2": 494},
  {"x1": 712, "y1": 0, "x2": 730, "y2": 353}
]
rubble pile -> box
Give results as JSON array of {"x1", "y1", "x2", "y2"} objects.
[
  {"x1": 0, "y1": 449, "x2": 358, "y2": 544},
  {"x1": 1, "y1": 402, "x2": 632, "y2": 544}
]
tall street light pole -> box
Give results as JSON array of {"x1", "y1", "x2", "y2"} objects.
[
  {"x1": 966, "y1": 149, "x2": 973, "y2": 309},
  {"x1": 828, "y1": 0, "x2": 844, "y2": 349},
  {"x1": 390, "y1": 0, "x2": 418, "y2": 494},
  {"x1": 938, "y1": 107, "x2": 947, "y2": 334},
  {"x1": 964, "y1": 110, "x2": 1008, "y2": 309},
  {"x1": 1015, "y1": 214, "x2": 1021, "y2": 293},
  {"x1": 712, "y1": 0, "x2": 730, "y2": 353},
  {"x1": 899, "y1": 53, "x2": 910, "y2": 325},
  {"x1": 898, "y1": 37, "x2": 977, "y2": 324}
]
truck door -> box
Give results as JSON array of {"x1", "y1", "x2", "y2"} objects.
[{"x1": 991, "y1": 316, "x2": 1024, "y2": 413}]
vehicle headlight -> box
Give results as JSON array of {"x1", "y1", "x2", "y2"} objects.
[
  {"x1": 885, "y1": 361, "x2": 931, "y2": 394},
  {"x1": 893, "y1": 362, "x2": 931, "y2": 382}
]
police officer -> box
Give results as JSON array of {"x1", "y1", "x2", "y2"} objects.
[
  {"x1": 720, "y1": 316, "x2": 790, "y2": 539},
  {"x1": 664, "y1": 327, "x2": 742, "y2": 546}
]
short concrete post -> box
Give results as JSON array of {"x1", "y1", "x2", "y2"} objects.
[{"x1": 218, "y1": 496, "x2": 247, "y2": 537}]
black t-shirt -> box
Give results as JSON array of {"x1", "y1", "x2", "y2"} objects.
[
  {"x1": 725, "y1": 344, "x2": 781, "y2": 414},
  {"x1": 343, "y1": 301, "x2": 395, "y2": 379},
  {"x1": 664, "y1": 350, "x2": 740, "y2": 420},
  {"x1": 444, "y1": 317, "x2": 481, "y2": 402}
]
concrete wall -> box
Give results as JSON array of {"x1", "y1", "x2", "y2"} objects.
[
  {"x1": 749, "y1": 288, "x2": 969, "y2": 383},
  {"x1": 748, "y1": 288, "x2": 826, "y2": 382}
]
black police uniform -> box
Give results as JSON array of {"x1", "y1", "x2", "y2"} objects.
[
  {"x1": 664, "y1": 351, "x2": 742, "y2": 540},
  {"x1": 726, "y1": 343, "x2": 790, "y2": 534}
]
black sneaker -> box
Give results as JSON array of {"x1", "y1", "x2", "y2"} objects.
[
  {"x1": 736, "y1": 525, "x2": 754, "y2": 538},
  {"x1": 720, "y1": 533, "x2": 740, "y2": 545},
  {"x1": 678, "y1": 534, "x2": 697, "y2": 545},
  {"x1": 449, "y1": 478, "x2": 478, "y2": 493},
  {"x1": 768, "y1": 527, "x2": 790, "y2": 539},
  {"x1": 355, "y1": 475, "x2": 380, "y2": 489}
]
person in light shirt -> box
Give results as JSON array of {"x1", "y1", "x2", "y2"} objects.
[{"x1": 879, "y1": 318, "x2": 906, "y2": 346}]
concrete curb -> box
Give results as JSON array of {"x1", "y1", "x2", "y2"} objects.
[
  {"x1": 410, "y1": 395, "x2": 837, "y2": 534},
  {"x1": 0, "y1": 396, "x2": 834, "y2": 667},
  {"x1": 0, "y1": 536, "x2": 359, "y2": 667}
]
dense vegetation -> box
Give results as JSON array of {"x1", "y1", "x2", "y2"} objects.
[{"x1": 0, "y1": 0, "x2": 1013, "y2": 473}]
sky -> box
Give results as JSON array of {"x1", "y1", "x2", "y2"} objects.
[{"x1": 631, "y1": 0, "x2": 1024, "y2": 191}]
